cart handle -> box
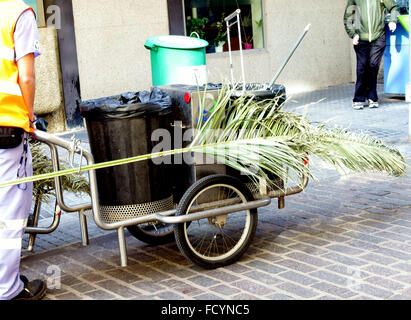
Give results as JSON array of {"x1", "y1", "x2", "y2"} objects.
[
  {"x1": 224, "y1": 9, "x2": 241, "y2": 22},
  {"x1": 225, "y1": 9, "x2": 246, "y2": 91}
]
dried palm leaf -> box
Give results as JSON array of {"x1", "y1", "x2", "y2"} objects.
[
  {"x1": 189, "y1": 85, "x2": 406, "y2": 189},
  {"x1": 30, "y1": 141, "x2": 90, "y2": 203}
]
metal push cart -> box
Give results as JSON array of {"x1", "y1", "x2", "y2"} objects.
[
  {"x1": 26, "y1": 129, "x2": 308, "y2": 269},
  {"x1": 25, "y1": 10, "x2": 310, "y2": 270}
]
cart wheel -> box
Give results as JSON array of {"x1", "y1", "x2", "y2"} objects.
[
  {"x1": 127, "y1": 222, "x2": 175, "y2": 245},
  {"x1": 174, "y1": 174, "x2": 258, "y2": 269}
]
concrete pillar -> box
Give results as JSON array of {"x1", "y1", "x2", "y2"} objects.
[{"x1": 34, "y1": 27, "x2": 66, "y2": 132}]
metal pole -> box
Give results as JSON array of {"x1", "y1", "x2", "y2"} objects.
[
  {"x1": 268, "y1": 24, "x2": 311, "y2": 88},
  {"x1": 79, "y1": 210, "x2": 89, "y2": 247},
  {"x1": 409, "y1": 2, "x2": 411, "y2": 141},
  {"x1": 226, "y1": 18, "x2": 235, "y2": 86},
  {"x1": 236, "y1": 13, "x2": 246, "y2": 93},
  {"x1": 118, "y1": 227, "x2": 128, "y2": 267},
  {"x1": 225, "y1": 9, "x2": 244, "y2": 88}
]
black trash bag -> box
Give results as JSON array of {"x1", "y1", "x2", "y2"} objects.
[
  {"x1": 80, "y1": 87, "x2": 173, "y2": 120},
  {"x1": 230, "y1": 83, "x2": 286, "y2": 102}
]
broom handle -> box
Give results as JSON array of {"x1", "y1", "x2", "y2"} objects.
[{"x1": 268, "y1": 24, "x2": 311, "y2": 88}]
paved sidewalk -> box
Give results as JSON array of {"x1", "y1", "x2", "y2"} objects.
[{"x1": 20, "y1": 84, "x2": 411, "y2": 300}]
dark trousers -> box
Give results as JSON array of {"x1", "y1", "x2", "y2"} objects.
[{"x1": 353, "y1": 34, "x2": 386, "y2": 102}]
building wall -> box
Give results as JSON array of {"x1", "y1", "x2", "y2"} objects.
[
  {"x1": 72, "y1": 0, "x2": 169, "y2": 101},
  {"x1": 72, "y1": 0, "x2": 353, "y2": 101},
  {"x1": 34, "y1": 27, "x2": 66, "y2": 132}
]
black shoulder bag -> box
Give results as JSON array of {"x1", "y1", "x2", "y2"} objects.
[{"x1": 0, "y1": 127, "x2": 24, "y2": 149}]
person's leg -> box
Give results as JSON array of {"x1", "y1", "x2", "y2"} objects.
[
  {"x1": 368, "y1": 34, "x2": 386, "y2": 103},
  {"x1": 354, "y1": 41, "x2": 371, "y2": 104},
  {"x1": 0, "y1": 141, "x2": 33, "y2": 300},
  {"x1": 362, "y1": 64, "x2": 372, "y2": 106}
]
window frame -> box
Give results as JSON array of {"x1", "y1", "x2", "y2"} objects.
[
  {"x1": 167, "y1": 0, "x2": 265, "y2": 53},
  {"x1": 167, "y1": 0, "x2": 186, "y2": 35}
]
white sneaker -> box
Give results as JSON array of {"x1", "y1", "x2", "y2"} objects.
[
  {"x1": 352, "y1": 102, "x2": 364, "y2": 110},
  {"x1": 368, "y1": 99, "x2": 379, "y2": 108}
]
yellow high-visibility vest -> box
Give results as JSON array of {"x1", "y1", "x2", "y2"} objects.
[{"x1": 0, "y1": 0, "x2": 35, "y2": 133}]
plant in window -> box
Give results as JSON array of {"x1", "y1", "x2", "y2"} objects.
[
  {"x1": 243, "y1": 34, "x2": 253, "y2": 49},
  {"x1": 187, "y1": 17, "x2": 209, "y2": 39},
  {"x1": 241, "y1": 17, "x2": 263, "y2": 49},
  {"x1": 234, "y1": 1, "x2": 254, "y2": 49},
  {"x1": 214, "y1": 15, "x2": 227, "y2": 52}
]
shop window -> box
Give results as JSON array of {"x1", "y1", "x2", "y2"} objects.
[
  {"x1": 183, "y1": 0, "x2": 264, "y2": 53},
  {"x1": 23, "y1": 0, "x2": 46, "y2": 27}
]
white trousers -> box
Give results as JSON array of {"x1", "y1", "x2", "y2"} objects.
[{"x1": 0, "y1": 141, "x2": 32, "y2": 300}]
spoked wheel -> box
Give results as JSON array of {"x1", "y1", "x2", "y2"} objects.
[
  {"x1": 127, "y1": 222, "x2": 175, "y2": 245},
  {"x1": 174, "y1": 174, "x2": 258, "y2": 269}
]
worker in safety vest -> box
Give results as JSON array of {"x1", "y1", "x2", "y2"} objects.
[{"x1": 0, "y1": 0, "x2": 45, "y2": 300}]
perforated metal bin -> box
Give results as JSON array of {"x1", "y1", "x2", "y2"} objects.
[{"x1": 80, "y1": 89, "x2": 175, "y2": 223}]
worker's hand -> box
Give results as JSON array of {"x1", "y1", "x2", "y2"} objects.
[
  {"x1": 389, "y1": 22, "x2": 397, "y2": 33},
  {"x1": 29, "y1": 113, "x2": 37, "y2": 129},
  {"x1": 353, "y1": 34, "x2": 360, "y2": 46}
]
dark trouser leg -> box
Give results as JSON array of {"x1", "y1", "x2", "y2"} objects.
[
  {"x1": 367, "y1": 34, "x2": 386, "y2": 102},
  {"x1": 354, "y1": 41, "x2": 371, "y2": 102}
]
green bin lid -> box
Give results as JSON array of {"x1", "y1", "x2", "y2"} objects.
[
  {"x1": 145, "y1": 35, "x2": 209, "y2": 50},
  {"x1": 398, "y1": 15, "x2": 409, "y2": 34}
]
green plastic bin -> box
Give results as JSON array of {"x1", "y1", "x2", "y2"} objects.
[{"x1": 145, "y1": 35, "x2": 209, "y2": 86}]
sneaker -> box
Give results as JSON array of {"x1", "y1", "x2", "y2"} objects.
[
  {"x1": 352, "y1": 102, "x2": 364, "y2": 110},
  {"x1": 12, "y1": 275, "x2": 47, "y2": 300},
  {"x1": 368, "y1": 99, "x2": 379, "y2": 108}
]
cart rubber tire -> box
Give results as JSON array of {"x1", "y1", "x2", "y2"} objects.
[
  {"x1": 174, "y1": 174, "x2": 258, "y2": 269},
  {"x1": 127, "y1": 223, "x2": 175, "y2": 246}
]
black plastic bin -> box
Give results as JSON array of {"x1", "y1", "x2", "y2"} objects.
[
  {"x1": 80, "y1": 88, "x2": 173, "y2": 208},
  {"x1": 230, "y1": 82, "x2": 286, "y2": 105}
]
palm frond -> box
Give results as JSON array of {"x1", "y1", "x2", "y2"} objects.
[
  {"x1": 29, "y1": 84, "x2": 407, "y2": 204},
  {"x1": 30, "y1": 141, "x2": 90, "y2": 203},
  {"x1": 188, "y1": 85, "x2": 406, "y2": 188},
  {"x1": 308, "y1": 127, "x2": 406, "y2": 176}
]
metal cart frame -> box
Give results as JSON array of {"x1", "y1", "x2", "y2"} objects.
[{"x1": 25, "y1": 129, "x2": 308, "y2": 268}]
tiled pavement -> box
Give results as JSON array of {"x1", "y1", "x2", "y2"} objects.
[{"x1": 20, "y1": 84, "x2": 411, "y2": 300}]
